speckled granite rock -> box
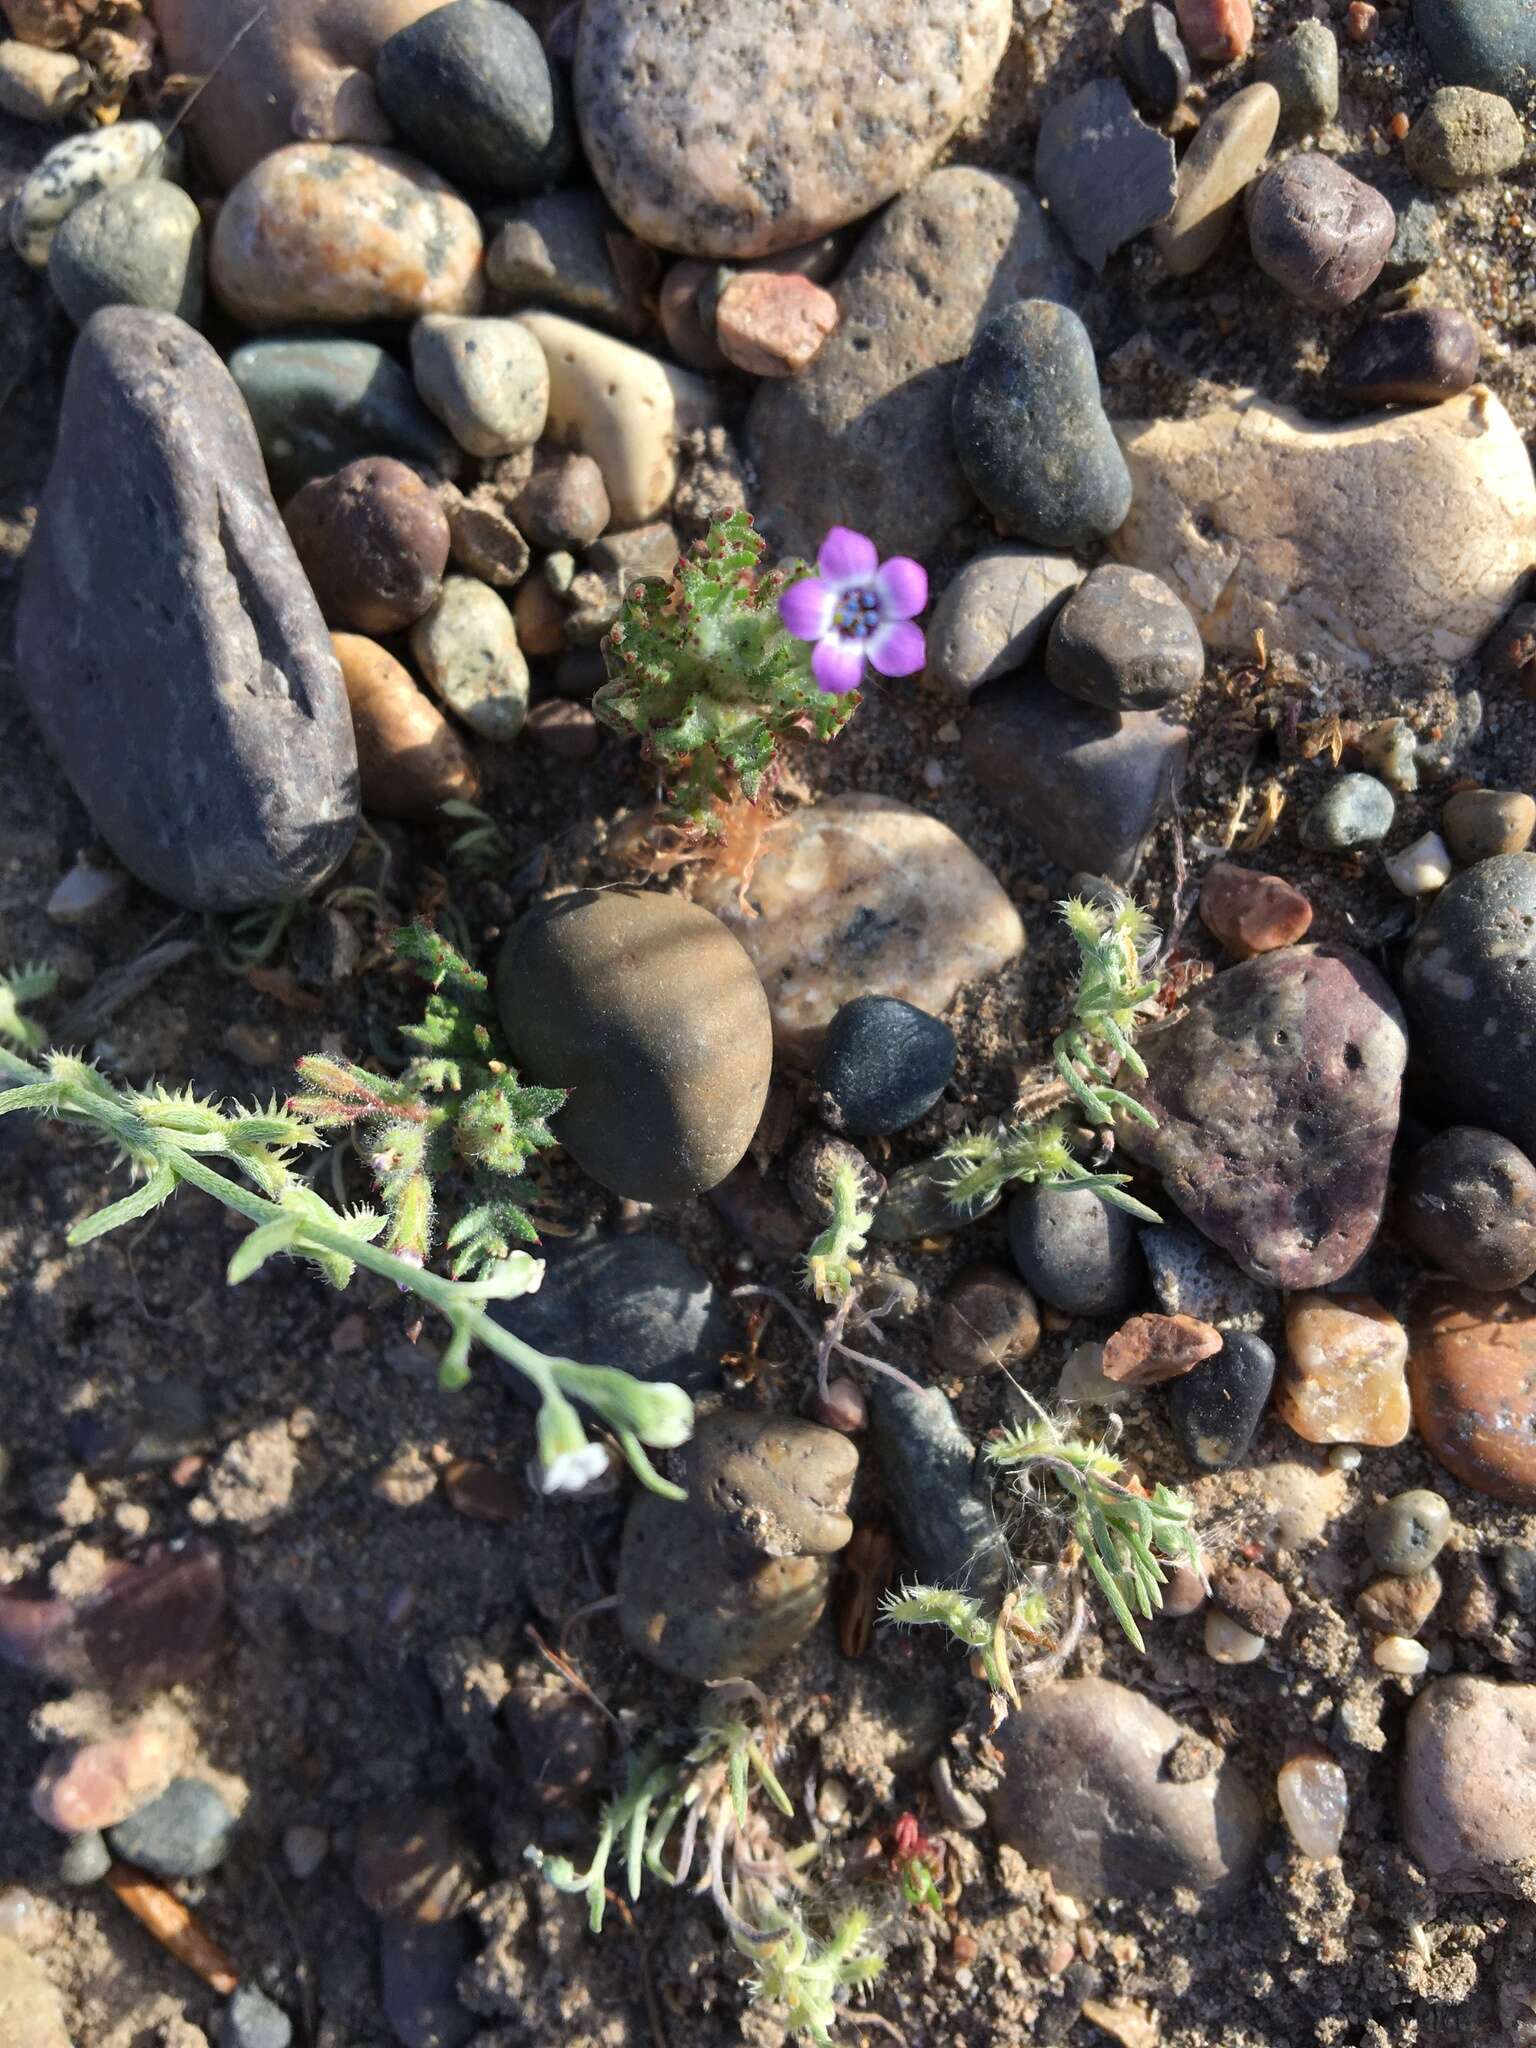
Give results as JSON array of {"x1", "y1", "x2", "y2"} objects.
[
  {"x1": 749, "y1": 167, "x2": 1084, "y2": 561},
  {"x1": 1401, "y1": 1677, "x2": 1536, "y2": 1894},
  {"x1": 574, "y1": 0, "x2": 1012, "y2": 258},
  {"x1": 14, "y1": 310, "x2": 357, "y2": 910},
  {"x1": 1112, "y1": 387, "x2": 1536, "y2": 670},
  {"x1": 1120, "y1": 945, "x2": 1407, "y2": 1288},
  {"x1": 694, "y1": 792, "x2": 1025, "y2": 1061}
]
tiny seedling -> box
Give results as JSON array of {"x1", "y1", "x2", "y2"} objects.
[
  {"x1": 0, "y1": 961, "x2": 58, "y2": 1054},
  {"x1": 801, "y1": 1149, "x2": 875, "y2": 1306}
]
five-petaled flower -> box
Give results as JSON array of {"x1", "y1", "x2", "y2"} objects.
[{"x1": 778, "y1": 526, "x2": 928, "y2": 695}]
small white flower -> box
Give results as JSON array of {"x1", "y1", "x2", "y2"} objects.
[{"x1": 536, "y1": 1441, "x2": 614, "y2": 1496}]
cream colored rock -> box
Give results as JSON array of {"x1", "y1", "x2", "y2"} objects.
[
  {"x1": 517, "y1": 311, "x2": 720, "y2": 527},
  {"x1": 1279, "y1": 1292, "x2": 1411, "y2": 1447},
  {"x1": 11, "y1": 121, "x2": 179, "y2": 269},
  {"x1": 694, "y1": 792, "x2": 1025, "y2": 1061},
  {"x1": 1154, "y1": 83, "x2": 1280, "y2": 277},
  {"x1": 1113, "y1": 387, "x2": 1536, "y2": 670},
  {"x1": 0, "y1": 42, "x2": 88, "y2": 123}
]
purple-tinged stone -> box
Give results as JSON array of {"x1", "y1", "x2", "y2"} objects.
[{"x1": 0, "y1": 1544, "x2": 225, "y2": 1690}]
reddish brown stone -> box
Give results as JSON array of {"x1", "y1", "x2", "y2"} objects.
[
  {"x1": 284, "y1": 458, "x2": 449, "y2": 634},
  {"x1": 1174, "y1": 0, "x2": 1253, "y2": 62},
  {"x1": 1409, "y1": 1289, "x2": 1536, "y2": 1507},
  {"x1": 1345, "y1": 1, "x2": 1378, "y2": 43},
  {"x1": 512, "y1": 576, "x2": 568, "y2": 658},
  {"x1": 0, "y1": 1545, "x2": 225, "y2": 1691},
  {"x1": 1210, "y1": 1563, "x2": 1292, "y2": 1639},
  {"x1": 716, "y1": 271, "x2": 840, "y2": 378},
  {"x1": 442, "y1": 1459, "x2": 525, "y2": 1524},
  {"x1": 933, "y1": 1262, "x2": 1041, "y2": 1377},
  {"x1": 32, "y1": 1720, "x2": 176, "y2": 1834},
  {"x1": 1198, "y1": 862, "x2": 1313, "y2": 961},
  {"x1": 1102, "y1": 1311, "x2": 1222, "y2": 1388},
  {"x1": 1356, "y1": 1569, "x2": 1442, "y2": 1636}
]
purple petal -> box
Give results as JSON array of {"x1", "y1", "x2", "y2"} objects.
[
  {"x1": 867, "y1": 618, "x2": 926, "y2": 679},
  {"x1": 812, "y1": 634, "x2": 867, "y2": 694},
  {"x1": 778, "y1": 576, "x2": 836, "y2": 641},
  {"x1": 817, "y1": 525, "x2": 879, "y2": 588},
  {"x1": 875, "y1": 556, "x2": 928, "y2": 621}
]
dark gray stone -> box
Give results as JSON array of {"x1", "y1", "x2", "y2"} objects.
[
  {"x1": 815, "y1": 995, "x2": 956, "y2": 1136},
  {"x1": 954, "y1": 301, "x2": 1133, "y2": 549},
  {"x1": 1412, "y1": 0, "x2": 1536, "y2": 95},
  {"x1": 1367, "y1": 1488, "x2": 1454, "y2": 1576},
  {"x1": 221, "y1": 1986, "x2": 293, "y2": 2048},
  {"x1": 229, "y1": 338, "x2": 461, "y2": 500},
  {"x1": 486, "y1": 189, "x2": 646, "y2": 333},
  {"x1": 1405, "y1": 856, "x2": 1536, "y2": 1157},
  {"x1": 379, "y1": 1919, "x2": 474, "y2": 2048},
  {"x1": 1401, "y1": 1125, "x2": 1536, "y2": 1289},
  {"x1": 1333, "y1": 306, "x2": 1481, "y2": 405},
  {"x1": 1381, "y1": 187, "x2": 1445, "y2": 284},
  {"x1": 1121, "y1": 945, "x2": 1408, "y2": 1289},
  {"x1": 1299, "y1": 772, "x2": 1395, "y2": 851},
  {"x1": 927, "y1": 546, "x2": 1081, "y2": 698},
  {"x1": 1033, "y1": 77, "x2": 1177, "y2": 271},
  {"x1": 491, "y1": 1233, "x2": 731, "y2": 1395},
  {"x1": 1166, "y1": 1331, "x2": 1275, "y2": 1470},
  {"x1": 1247, "y1": 155, "x2": 1396, "y2": 308},
  {"x1": 963, "y1": 674, "x2": 1188, "y2": 883},
  {"x1": 1118, "y1": 3, "x2": 1191, "y2": 118},
  {"x1": 15, "y1": 309, "x2": 358, "y2": 912},
  {"x1": 375, "y1": 0, "x2": 572, "y2": 197},
  {"x1": 865, "y1": 1380, "x2": 1010, "y2": 1598},
  {"x1": 107, "y1": 1777, "x2": 236, "y2": 1877},
  {"x1": 47, "y1": 180, "x2": 203, "y2": 326},
  {"x1": 1258, "y1": 20, "x2": 1340, "y2": 134},
  {"x1": 1008, "y1": 1184, "x2": 1145, "y2": 1319},
  {"x1": 1045, "y1": 563, "x2": 1204, "y2": 712}
]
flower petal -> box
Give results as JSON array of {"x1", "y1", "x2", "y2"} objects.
[
  {"x1": 867, "y1": 618, "x2": 926, "y2": 679},
  {"x1": 812, "y1": 634, "x2": 867, "y2": 695},
  {"x1": 817, "y1": 525, "x2": 879, "y2": 588},
  {"x1": 777, "y1": 575, "x2": 836, "y2": 641},
  {"x1": 875, "y1": 555, "x2": 928, "y2": 621}
]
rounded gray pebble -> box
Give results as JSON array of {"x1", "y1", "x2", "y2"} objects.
[
  {"x1": 1247, "y1": 155, "x2": 1395, "y2": 309},
  {"x1": 48, "y1": 180, "x2": 203, "y2": 326},
  {"x1": 59, "y1": 1830, "x2": 111, "y2": 1886},
  {"x1": 1008, "y1": 1183, "x2": 1145, "y2": 1319},
  {"x1": 1299, "y1": 772, "x2": 1395, "y2": 851},
  {"x1": 1366, "y1": 1489, "x2": 1453, "y2": 1576},
  {"x1": 1258, "y1": 21, "x2": 1339, "y2": 135},
  {"x1": 106, "y1": 1778, "x2": 236, "y2": 1878},
  {"x1": 1118, "y1": 3, "x2": 1190, "y2": 118},
  {"x1": 221, "y1": 1986, "x2": 293, "y2": 2048},
  {"x1": 1045, "y1": 563, "x2": 1204, "y2": 712}
]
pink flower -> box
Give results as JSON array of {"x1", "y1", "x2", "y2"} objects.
[{"x1": 778, "y1": 526, "x2": 928, "y2": 695}]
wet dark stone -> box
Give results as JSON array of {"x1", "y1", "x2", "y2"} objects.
[
  {"x1": 1400, "y1": 1125, "x2": 1536, "y2": 1289},
  {"x1": 107, "y1": 1778, "x2": 236, "y2": 1878},
  {"x1": 1333, "y1": 306, "x2": 1481, "y2": 405},
  {"x1": 1119, "y1": 2, "x2": 1191, "y2": 117},
  {"x1": 1166, "y1": 1331, "x2": 1276, "y2": 1470},
  {"x1": 375, "y1": 0, "x2": 572, "y2": 196},
  {"x1": 378, "y1": 1918, "x2": 474, "y2": 2048},
  {"x1": 1008, "y1": 1184, "x2": 1145, "y2": 1318},
  {"x1": 815, "y1": 995, "x2": 956, "y2": 1136},
  {"x1": 1411, "y1": 0, "x2": 1536, "y2": 95},
  {"x1": 865, "y1": 1379, "x2": 1011, "y2": 1597}
]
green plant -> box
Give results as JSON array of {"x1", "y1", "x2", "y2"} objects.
[
  {"x1": 439, "y1": 798, "x2": 513, "y2": 875},
  {"x1": 0, "y1": 961, "x2": 58, "y2": 1053},
  {"x1": 940, "y1": 895, "x2": 1162, "y2": 1223},
  {"x1": 289, "y1": 922, "x2": 562, "y2": 1278},
  {"x1": 593, "y1": 511, "x2": 858, "y2": 833},
  {"x1": 802, "y1": 1150, "x2": 874, "y2": 1306}
]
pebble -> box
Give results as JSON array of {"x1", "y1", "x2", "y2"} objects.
[
  {"x1": 657, "y1": 258, "x2": 732, "y2": 372},
  {"x1": 814, "y1": 996, "x2": 956, "y2": 1136},
  {"x1": 1374, "y1": 1634, "x2": 1429, "y2": 1677},
  {"x1": 955, "y1": 299, "x2": 1132, "y2": 547},
  {"x1": 749, "y1": 167, "x2": 1084, "y2": 562},
  {"x1": 1332, "y1": 306, "x2": 1481, "y2": 406},
  {"x1": 47, "y1": 181, "x2": 203, "y2": 326},
  {"x1": 1246, "y1": 156, "x2": 1395, "y2": 309},
  {"x1": 573, "y1": 0, "x2": 1011, "y2": 258},
  {"x1": 46, "y1": 858, "x2": 128, "y2": 927},
  {"x1": 1367, "y1": 1489, "x2": 1454, "y2": 1576},
  {"x1": 410, "y1": 315, "x2": 549, "y2": 459},
  {"x1": 1175, "y1": 0, "x2": 1253, "y2": 63},
  {"x1": 562, "y1": 521, "x2": 679, "y2": 644},
  {"x1": 1276, "y1": 1754, "x2": 1348, "y2": 1858},
  {"x1": 1034, "y1": 77, "x2": 1177, "y2": 272},
  {"x1": 1204, "y1": 1610, "x2": 1266, "y2": 1664},
  {"x1": 493, "y1": 1232, "x2": 730, "y2": 1395},
  {"x1": 333, "y1": 633, "x2": 480, "y2": 819},
  {"x1": 211, "y1": 144, "x2": 482, "y2": 329},
  {"x1": 379, "y1": 1919, "x2": 474, "y2": 2048},
  {"x1": 812, "y1": 1379, "x2": 867, "y2": 1434},
  {"x1": 1411, "y1": 0, "x2": 1536, "y2": 95},
  {"x1": 354, "y1": 1802, "x2": 477, "y2": 1923},
  {"x1": 1046, "y1": 564, "x2": 1204, "y2": 712},
  {"x1": 1409, "y1": 1288, "x2": 1536, "y2": 1505},
  {"x1": 1405, "y1": 86, "x2": 1525, "y2": 189},
  {"x1": 686, "y1": 1410, "x2": 858, "y2": 1560},
  {"x1": 374, "y1": 0, "x2": 571, "y2": 194},
  {"x1": 695, "y1": 792, "x2": 1024, "y2": 1062},
  {"x1": 58, "y1": 1830, "x2": 111, "y2": 1885},
  {"x1": 1403, "y1": 855, "x2": 1536, "y2": 1154},
  {"x1": 107, "y1": 1778, "x2": 236, "y2": 1878},
  {"x1": 221, "y1": 1987, "x2": 293, "y2": 2048},
  {"x1": 230, "y1": 338, "x2": 460, "y2": 499},
  {"x1": 511, "y1": 454, "x2": 610, "y2": 550},
  {"x1": 0, "y1": 1938, "x2": 70, "y2": 2048},
  {"x1": 503, "y1": 1664, "x2": 609, "y2": 1810},
  {"x1": 518, "y1": 311, "x2": 718, "y2": 526},
  {"x1": 0, "y1": 1545, "x2": 225, "y2": 1690},
  {"x1": 1198, "y1": 862, "x2": 1313, "y2": 959},
  {"x1": 1382, "y1": 189, "x2": 1444, "y2": 285},
  {"x1": 409, "y1": 576, "x2": 529, "y2": 742},
  {"x1": 1384, "y1": 830, "x2": 1454, "y2": 897},
  {"x1": 1211, "y1": 1562, "x2": 1292, "y2": 1638},
  {"x1": 865, "y1": 1380, "x2": 1011, "y2": 1598},
  {"x1": 497, "y1": 888, "x2": 772, "y2": 1203},
  {"x1": 1441, "y1": 788, "x2": 1536, "y2": 863},
  {"x1": 1167, "y1": 1332, "x2": 1276, "y2": 1470},
  {"x1": 1154, "y1": 82, "x2": 1280, "y2": 277},
  {"x1": 486, "y1": 190, "x2": 646, "y2": 333},
  {"x1": 964, "y1": 675, "x2": 1189, "y2": 884},
  {"x1": 1113, "y1": 388, "x2": 1536, "y2": 670},
  {"x1": 1403, "y1": 1676, "x2": 1536, "y2": 1893},
  {"x1": 283, "y1": 458, "x2": 449, "y2": 634},
  {"x1": 512, "y1": 578, "x2": 567, "y2": 657},
  {"x1": 1008, "y1": 1185, "x2": 1145, "y2": 1320},
  {"x1": 525, "y1": 699, "x2": 599, "y2": 760},
  {"x1": 439, "y1": 483, "x2": 531, "y2": 588},
  {"x1": 1121, "y1": 946, "x2": 1408, "y2": 1289},
  {"x1": 1356, "y1": 1569, "x2": 1442, "y2": 1634},
  {"x1": 715, "y1": 270, "x2": 838, "y2": 377},
  {"x1": 1142, "y1": 1223, "x2": 1273, "y2": 1330},
  {"x1": 1102, "y1": 1312, "x2": 1223, "y2": 1388},
  {"x1": 871, "y1": 1156, "x2": 989, "y2": 1241},
  {"x1": 928, "y1": 548, "x2": 1081, "y2": 699},
  {"x1": 0, "y1": 41, "x2": 87, "y2": 121},
  {"x1": 1300, "y1": 773, "x2": 1396, "y2": 851},
  {"x1": 282, "y1": 1825, "x2": 328, "y2": 1880},
  {"x1": 16, "y1": 310, "x2": 357, "y2": 911},
  {"x1": 932, "y1": 1263, "x2": 1041, "y2": 1377},
  {"x1": 1278, "y1": 1293, "x2": 1411, "y2": 1447},
  {"x1": 1118, "y1": 3, "x2": 1191, "y2": 118},
  {"x1": 10, "y1": 121, "x2": 179, "y2": 269},
  {"x1": 991, "y1": 1678, "x2": 1262, "y2": 1899},
  {"x1": 1259, "y1": 21, "x2": 1340, "y2": 134},
  {"x1": 1162, "y1": 1562, "x2": 1209, "y2": 1617}
]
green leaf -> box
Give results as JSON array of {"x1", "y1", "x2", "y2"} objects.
[
  {"x1": 68, "y1": 1162, "x2": 180, "y2": 1244},
  {"x1": 227, "y1": 1217, "x2": 300, "y2": 1284}
]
